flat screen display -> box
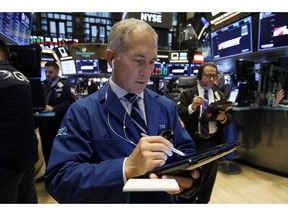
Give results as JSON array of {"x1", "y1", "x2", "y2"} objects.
[
  {"x1": 0, "y1": 12, "x2": 32, "y2": 45},
  {"x1": 153, "y1": 62, "x2": 169, "y2": 76},
  {"x1": 75, "y1": 59, "x2": 100, "y2": 74},
  {"x1": 190, "y1": 64, "x2": 201, "y2": 76},
  {"x1": 258, "y1": 12, "x2": 288, "y2": 51},
  {"x1": 60, "y1": 59, "x2": 77, "y2": 75},
  {"x1": 169, "y1": 51, "x2": 189, "y2": 63},
  {"x1": 168, "y1": 64, "x2": 190, "y2": 76},
  {"x1": 211, "y1": 16, "x2": 253, "y2": 60}
]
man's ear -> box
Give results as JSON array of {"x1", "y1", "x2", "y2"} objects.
[{"x1": 105, "y1": 49, "x2": 114, "y2": 68}]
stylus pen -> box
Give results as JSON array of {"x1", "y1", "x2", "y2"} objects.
[
  {"x1": 140, "y1": 133, "x2": 186, "y2": 156},
  {"x1": 194, "y1": 94, "x2": 208, "y2": 102}
]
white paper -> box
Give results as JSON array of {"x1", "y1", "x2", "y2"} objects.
[{"x1": 123, "y1": 179, "x2": 180, "y2": 192}]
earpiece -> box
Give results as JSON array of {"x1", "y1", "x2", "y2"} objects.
[{"x1": 112, "y1": 59, "x2": 115, "y2": 70}]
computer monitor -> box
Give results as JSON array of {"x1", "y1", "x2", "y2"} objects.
[
  {"x1": 153, "y1": 61, "x2": 169, "y2": 76},
  {"x1": 75, "y1": 59, "x2": 100, "y2": 75},
  {"x1": 168, "y1": 63, "x2": 190, "y2": 76},
  {"x1": 235, "y1": 59, "x2": 255, "y2": 82},
  {"x1": 60, "y1": 59, "x2": 77, "y2": 76},
  {"x1": 190, "y1": 64, "x2": 201, "y2": 76},
  {"x1": 258, "y1": 12, "x2": 288, "y2": 51},
  {"x1": 211, "y1": 16, "x2": 253, "y2": 60}
]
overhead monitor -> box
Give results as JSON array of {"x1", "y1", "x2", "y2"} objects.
[
  {"x1": 0, "y1": 12, "x2": 32, "y2": 45},
  {"x1": 169, "y1": 51, "x2": 189, "y2": 63},
  {"x1": 60, "y1": 59, "x2": 77, "y2": 76},
  {"x1": 258, "y1": 12, "x2": 288, "y2": 51},
  {"x1": 211, "y1": 16, "x2": 253, "y2": 60},
  {"x1": 75, "y1": 59, "x2": 100, "y2": 75},
  {"x1": 53, "y1": 46, "x2": 73, "y2": 61}
]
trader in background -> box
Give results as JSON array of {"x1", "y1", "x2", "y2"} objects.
[
  {"x1": 36, "y1": 61, "x2": 75, "y2": 167},
  {"x1": 214, "y1": 72, "x2": 232, "y2": 98},
  {"x1": 177, "y1": 62, "x2": 233, "y2": 203},
  {"x1": 0, "y1": 39, "x2": 38, "y2": 203},
  {"x1": 87, "y1": 78, "x2": 99, "y2": 95},
  {"x1": 45, "y1": 18, "x2": 201, "y2": 203}
]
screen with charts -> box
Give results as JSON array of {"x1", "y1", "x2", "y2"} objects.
[
  {"x1": 153, "y1": 61, "x2": 169, "y2": 76},
  {"x1": 168, "y1": 64, "x2": 190, "y2": 76},
  {"x1": 75, "y1": 59, "x2": 100, "y2": 75},
  {"x1": 258, "y1": 12, "x2": 288, "y2": 51},
  {"x1": 211, "y1": 16, "x2": 253, "y2": 60}
]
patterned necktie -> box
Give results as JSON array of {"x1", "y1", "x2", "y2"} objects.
[
  {"x1": 201, "y1": 89, "x2": 209, "y2": 138},
  {"x1": 124, "y1": 93, "x2": 147, "y2": 135}
]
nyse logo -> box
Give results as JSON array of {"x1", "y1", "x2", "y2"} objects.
[{"x1": 141, "y1": 13, "x2": 162, "y2": 24}]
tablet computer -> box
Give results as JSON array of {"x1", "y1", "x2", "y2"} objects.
[
  {"x1": 200, "y1": 101, "x2": 232, "y2": 121},
  {"x1": 143, "y1": 142, "x2": 239, "y2": 177}
]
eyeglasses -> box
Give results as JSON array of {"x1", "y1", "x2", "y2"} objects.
[{"x1": 203, "y1": 74, "x2": 218, "y2": 80}]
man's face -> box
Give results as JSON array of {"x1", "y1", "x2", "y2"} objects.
[
  {"x1": 111, "y1": 30, "x2": 158, "y2": 94},
  {"x1": 45, "y1": 66, "x2": 59, "y2": 82},
  {"x1": 199, "y1": 65, "x2": 218, "y2": 89}
]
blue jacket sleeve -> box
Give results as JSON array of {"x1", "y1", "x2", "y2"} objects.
[{"x1": 44, "y1": 103, "x2": 128, "y2": 203}]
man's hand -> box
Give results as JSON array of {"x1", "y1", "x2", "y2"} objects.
[
  {"x1": 192, "y1": 96, "x2": 206, "y2": 110},
  {"x1": 43, "y1": 104, "x2": 53, "y2": 112},
  {"x1": 125, "y1": 136, "x2": 173, "y2": 179},
  {"x1": 275, "y1": 89, "x2": 285, "y2": 106},
  {"x1": 149, "y1": 169, "x2": 201, "y2": 194}
]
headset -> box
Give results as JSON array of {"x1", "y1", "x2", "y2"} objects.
[
  {"x1": 111, "y1": 59, "x2": 115, "y2": 70},
  {"x1": 197, "y1": 63, "x2": 205, "y2": 80},
  {"x1": 105, "y1": 80, "x2": 139, "y2": 146},
  {"x1": 197, "y1": 62, "x2": 218, "y2": 80}
]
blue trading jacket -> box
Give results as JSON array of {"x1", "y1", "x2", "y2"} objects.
[{"x1": 45, "y1": 83, "x2": 196, "y2": 203}]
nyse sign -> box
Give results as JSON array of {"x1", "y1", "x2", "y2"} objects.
[
  {"x1": 127, "y1": 12, "x2": 172, "y2": 29},
  {"x1": 141, "y1": 13, "x2": 162, "y2": 24}
]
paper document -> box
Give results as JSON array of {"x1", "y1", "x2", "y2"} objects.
[{"x1": 123, "y1": 179, "x2": 180, "y2": 192}]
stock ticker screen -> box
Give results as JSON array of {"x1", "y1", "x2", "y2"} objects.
[
  {"x1": 258, "y1": 12, "x2": 288, "y2": 51},
  {"x1": 211, "y1": 16, "x2": 253, "y2": 60},
  {"x1": 0, "y1": 12, "x2": 32, "y2": 45}
]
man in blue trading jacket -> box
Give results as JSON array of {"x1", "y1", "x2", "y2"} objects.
[
  {"x1": 45, "y1": 18, "x2": 201, "y2": 203},
  {"x1": 177, "y1": 62, "x2": 233, "y2": 203},
  {"x1": 36, "y1": 61, "x2": 75, "y2": 167}
]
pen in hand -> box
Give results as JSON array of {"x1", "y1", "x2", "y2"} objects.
[{"x1": 140, "y1": 133, "x2": 186, "y2": 156}]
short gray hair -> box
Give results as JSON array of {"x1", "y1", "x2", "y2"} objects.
[{"x1": 107, "y1": 18, "x2": 158, "y2": 56}]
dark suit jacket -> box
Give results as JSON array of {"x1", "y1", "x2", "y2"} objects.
[{"x1": 177, "y1": 84, "x2": 232, "y2": 145}]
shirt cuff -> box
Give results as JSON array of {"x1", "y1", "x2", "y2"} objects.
[
  {"x1": 122, "y1": 157, "x2": 127, "y2": 184},
  {"x1": 188, "y1": 104, "x2": 196, "y2": 115}
]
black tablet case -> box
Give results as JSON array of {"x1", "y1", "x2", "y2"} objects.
[
  {"x1": 200, "y1": 101, "x2": 232, "y2": 121},
  {"x1": 144, "y1": 142, "x2": 239, "y2": 177}
]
